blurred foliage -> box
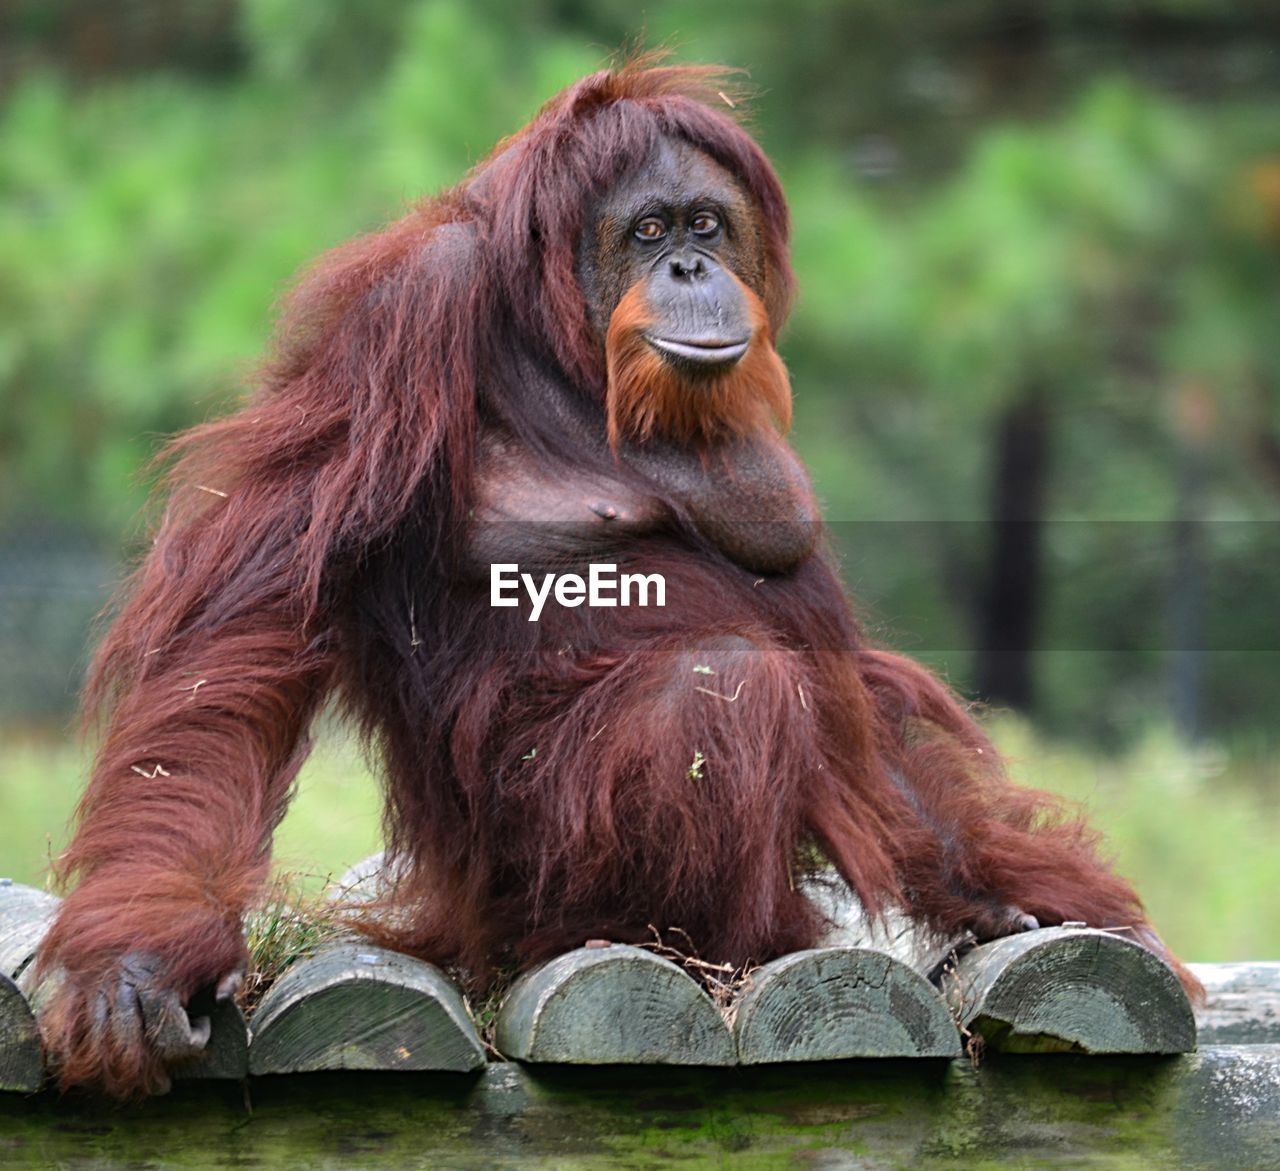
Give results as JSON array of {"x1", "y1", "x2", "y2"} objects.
[
  {"x1": 1, "y1": 0, "x2": 1279, "y2": 742},
  {"x1": 0, "y1": 0, "x2": 605, "y2": 538}
]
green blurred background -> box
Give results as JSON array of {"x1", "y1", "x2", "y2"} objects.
[{"x1": 1, "y1": 0, "x2": 1277, "y2": 960}]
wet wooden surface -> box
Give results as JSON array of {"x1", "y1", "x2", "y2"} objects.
[{"x1": 2, "y1": 1047, "x2": 1278, "y2": 1169}]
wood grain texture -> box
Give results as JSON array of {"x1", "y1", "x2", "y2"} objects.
[
  {"x1": 176, "y1": 999, "x2": 250, "y2": 1082},
  {"x1": 495, "y1": 944, "x2": 736, "y2": 1065},
  {"x1": 734, "y1": 946, "x2": 961, "y2": 1062},
  {"x1": 0, "y1": 881, "x2": 58, "y2": 981},
  {"x1": 248, "y1": 941, "x2": 484, "y2": 1074},
  {"x1": 943, "y1": 926, "x2": 1196, "y2": 1054}
]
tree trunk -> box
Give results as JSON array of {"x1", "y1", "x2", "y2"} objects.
[
  {"x1": 975, "y1": 392, "x2": 1050, "y2": 710},
  {"x1": 1168, "y1": 382, "x2": 1215, "y2": 742}
]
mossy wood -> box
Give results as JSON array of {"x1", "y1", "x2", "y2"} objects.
[
  {"x1": 2, "y1": 1048, "x2": 1278, "y2": 1168},
  {"x1": 248, "y1": 941, "x2": 484, "y2": 1075},
  {"x1": 495, "y1": 944, "x2": 736, "y2": 1065},
  {"x1": 944, "y1": 926, "x2": 1196, "y2": 1053},
  {"x1": 734, "y1": 946, "x2": 960, "y2": 1062},
  {"x1": 0, "y1": 973, "x2": 41, "y2": 1093}
]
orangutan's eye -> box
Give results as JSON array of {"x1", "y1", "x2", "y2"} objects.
[
  {"x1": 690, "y1": 211, "x2": 720, "y2": 236},
  {"x1": 634, "y1": 217, "x2": 667, "y2": 241}
]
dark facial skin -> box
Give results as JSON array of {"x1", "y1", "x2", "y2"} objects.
[
  {"x1": 579, "y1": 139, "x2": 768, "y2": 371},
  {"x1": 470, "y1": 138, "x2": 818, "y2": 578}
]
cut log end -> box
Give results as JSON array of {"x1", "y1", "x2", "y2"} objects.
[
  {"x1": 495, "y1": 944, "x2": 737, "y2": 1066},
  {"x1": 943, "y1": 927, "x2": 1197, "y2": 1055},
  {"x1": 248, "y1": 942, "x2": 485, "y2": 1075},
  {"x1": 734, "y1": 947, "x2": 962, "y2": 1063}
]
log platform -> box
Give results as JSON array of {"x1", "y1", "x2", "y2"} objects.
[
  {"x1": 4, "y1": 879, "x2": 1279, "y2": 1167},
  {"x1": 8, "y1": 878, "x2": 1274, "y2": 1086}
]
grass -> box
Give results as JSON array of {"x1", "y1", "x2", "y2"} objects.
[
  {"x1": 992, "y1": 719, "x2": 1280, "y2": 964},
  {"x1": 239, "y1": 872, "x2": 349, "y2": 1014},
  {"x1": 0, "y1": 726, "x2": 383, "y2": 895},
  {"x1": 1, "y1": 716, "x2": 1276, "y2": 964}
]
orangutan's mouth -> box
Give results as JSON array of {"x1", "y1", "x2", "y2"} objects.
[{"x1": 645, "y1": 335, "x2": 751, "y2": 367}]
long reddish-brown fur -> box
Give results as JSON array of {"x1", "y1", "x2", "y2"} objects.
[{"x1": 39, "y1": 56, "x2": 1199, "y2": 1098}]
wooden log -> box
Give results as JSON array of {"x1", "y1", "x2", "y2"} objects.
[
  {"x1": 17, "y1": 967, "x2": 250, "y2": 1085},
  {"x1": 331, "y1": 851, "x2": 395, "y2": 903},
  {"x1": 173, "y1": 998, "x2": 250, "y2": 1082},
  {"x1": 248, "y1": 941, "x2": 484, "y2": 1074},
  {"x1": 2, "y1": 1047, "x2": 1278, "y2": 1167},
  {"x1": 0, "y1": 972, "x2": 42, "y2": 1093},
  {"x1": 806, "y1": 872, "x2": 972, "y2": 977},
  {"x1": 495, "y1": 944, "x2": 736, "y2": 1065},
  {"x1": 1190, "y1": 961, "x2": 1280, "y2": 1045},
  {"x1": 2, "y1": 881, "x2": 248, "y2": 1081},
  {"x1": 734, "y1": 946, "x2": 961, "y2": 1063},
  {"x1": 942, "y1": 926, "x2": 1196, "y2": 1054},
  {"x1": 0, "y1": 880, "x2": 59, "y2": 981}
]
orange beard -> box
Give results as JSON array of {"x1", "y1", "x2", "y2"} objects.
[{"x1": 604, "y1": 276, "x2": 791, "y2": 451}]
